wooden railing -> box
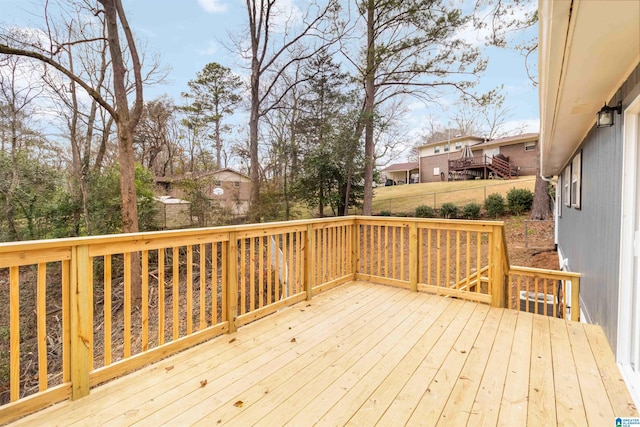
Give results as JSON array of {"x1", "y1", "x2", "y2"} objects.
[
  {"x1": 448, "y1": 155, "x2": 513, "y2": 179},
  {"x1": 507, "y1": 266, "x2": 581, "y2": 321},
  {"x1": 354, "y1": 217, "x2": 506, "y2": 305},
  {"x1": 0, "y1": 216, "x2": 579, "y2": 423}
]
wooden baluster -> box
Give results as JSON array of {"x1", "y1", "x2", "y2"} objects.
[
  {"x1": 124, "y1": 252, "x2": 131, "y2": 358},
  {"x1": 259, "y1": 237, "x2": 264, "y2": 307},
  {"x1": 199, "y1": 244, "x2": 206, "y2": 330},
  {"x1": 250, "y1": 237, "x2": 256, "y2": 311},
  {"x1": 158, "y1": 249, "x2": 165, "y2": 344},
  {"x1": 186, "y1": 245, "x2": 193, "y2": 334},
  {"x1": 9, "y1": 266, "x2": 20, "y2": 401},
  {"x1": 172, "y1": 247, "x2": 179, "y2": 340},
  {"x1": 240, "y1": 239, "x2": 246, "y2": 314},
  {"x1": 36, "y1": 263, "x2": 47, "y2": 391},
  {"x1": 142, "y1": 250, "x2": 149, "y2": 351},
  {"x1": 104, "y1": 255, "x2": 112, "y2": 364}
]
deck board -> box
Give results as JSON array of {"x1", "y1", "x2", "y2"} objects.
[{"x1": 12, "y1": 281, "x2": 638, "y2": 427}]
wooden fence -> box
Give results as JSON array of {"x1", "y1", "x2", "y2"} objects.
[{"x1": 0, "y1": 216, "x2": 578, "y2": 423}]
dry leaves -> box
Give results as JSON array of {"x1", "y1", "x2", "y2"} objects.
[
  {"x1": 165, "y1": 366, "x2": 174, "y2": 372},
  {"x1": 200, "y1": 379, "x2": 208, "y2": 388},
  {"x1": 234, "y1": 400, "x2": 244, "y2": 407},
  {"x1": 229, "y1": 338, "x2": 236, "y2": 343},
  {"x1": 290, "y1": 337, "x2": 297, "y2": 343}
]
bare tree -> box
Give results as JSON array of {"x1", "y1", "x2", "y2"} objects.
[
  {"x1": 236, "y1": 0, "x2": 341, "y2": 220},
  {"x1": 0, "y1": 0, "x2": 146, "y2": 302},
  {"x1": 347, "y1": 0, "x2": 488, "y2": 215},
  {"x1": 0, "y1": 55, "x2": 43, "y2": 240}
]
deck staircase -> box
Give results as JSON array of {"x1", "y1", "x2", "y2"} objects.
[
  {"x1": 487, "y1": 155, "x2": 513, "y2": 179},
  {"x1": 448, "y1": 155, "x2": 514, "y2": 180}
]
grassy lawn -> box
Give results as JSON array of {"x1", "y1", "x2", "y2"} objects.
[{"x1": 370, "y1": 176, "x2": 537, "y2": 214}]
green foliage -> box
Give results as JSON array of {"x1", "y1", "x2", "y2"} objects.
[
  {"x1": 506, "y1": 187, "x2": 533, "y2": 215},
  {"x1": 484, "y1": 193, "x2": 505, "y2": 218},
  {"x1": 294, "y1": 53, "x2": 365, "y2": 217},
  {"x1": 88, "y1": 164, "x2": 158, "y2": 235},
  {"x1": 379, "y1": 210, "x2": 392, "y2": 216},
  {"x1": 461, "y1": 203, "x2": 481, "y2": 220},
  {"x1": 257, "y1": 181, "x2": 289, "y2": 222},
  {"x1": 439, "y1": 202, "x2": 458, "y2": 219},
  {"x1": 0, "y1": 150, "x2": 65, "y2": 241},
  {"x1": 415, "y1": 205, "x2": 435, "y2": 218}
]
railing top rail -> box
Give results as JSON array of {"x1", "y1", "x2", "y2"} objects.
[
  {"x1": 0, "y1": 216, "x2": 360, "y2": 253},
  {"x1": 353, "y1": 216, "x2": 505, "y2": 227},
  {"x1": 509, "y1": 265, "x2": 581, "y2": 278}
]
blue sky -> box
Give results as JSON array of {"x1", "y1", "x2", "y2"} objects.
[{"x1": 1, "y1": 0, "x2": 539, "y2": 157}]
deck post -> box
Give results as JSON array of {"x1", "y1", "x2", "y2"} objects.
[
  {"x1": 571, "y1": 276, "x2": 580, "y2": 321},
  {"x1": 226, "y1": 232, "x2": 238, "y2": 333},
  {"x1": 70, "y1": 244, "x2": 91, "y2": 400},
  {"x1": 305, "y1": 224, "x2": 313, "y2": 300},
  {"x1": 409, "y1": 222, "x2": 418, "y2": 292},
  {"x1": 490, "y1": 225, "x2": 506, "y2": 307}
]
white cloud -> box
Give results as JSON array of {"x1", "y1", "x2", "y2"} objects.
[
  {"x1": 502, "y1": 118, "x2": 540, "y2": 135},
  {"x1": 198, "y1": 0, "x2": 228, "y2": 14}
]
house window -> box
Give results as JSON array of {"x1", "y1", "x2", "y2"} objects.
[
  {"x1": 524, "y1": 141, "x2": 536, "y2": 152},
  {"x1": 434, "y1": 146, "x2": 440, "y2": 154},
  {"x1": 444, "y1": 145, "x2": 450, "y2": 152},
  {"x1": 455, "y1": 142, "x2": 462, "y2": 150},
  {"x1": 563, "y1": 166, "x2": 571, "y2": 207},
  {"x1": 571, "y1": 151, "x2": 581, "y2": 209},
  {"x1": 234, "y1": 181, "x2": 240, "y2": 188},
  {"x1": 433, "y1": 167, "x2": 440, "y2": 176}
]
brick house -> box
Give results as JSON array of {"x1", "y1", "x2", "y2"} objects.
[
  {"x1": 155, "y1": 168, "x2": 251, "y2": 217},
  {"x1": 417, "y1": 133, "x2": 538, "y2": 182},
  {"x1": 381, "y1": 161, "x2": 419, "y2": 185},
  {"x1": 469, "y1": 133, "x2": 539, "y2": 176}
]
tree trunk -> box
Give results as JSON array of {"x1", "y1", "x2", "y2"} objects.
[
  {"x1": 531, "y1": 145, "x2": 551, "y2": 220},
  {"x1": 6, "y1": 110, "x2": 20, "y2": 241},
  {"x1": 102, "y1": 0, "x2": 143, "y2": 304},
  {"x1": 248, "y1": 63, "x2": 261, "y2": 222},
  {"x1": 362, "y1": 0, "x2": 376, "y2": 216}
]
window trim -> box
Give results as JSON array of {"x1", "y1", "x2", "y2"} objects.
[
  {"x1": 524, "y1": 141, "x2": 536, "y2": 152},
  {"x1": 571, "y1": 151, "x2": 582, "y2": 209},
  {"x1": 563, "y1": 166, "x2": 571, "y2": 207}
]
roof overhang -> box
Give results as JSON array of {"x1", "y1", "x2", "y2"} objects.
[{"x1": 538, "y1": 0, "x2": 640, "y2": 176}]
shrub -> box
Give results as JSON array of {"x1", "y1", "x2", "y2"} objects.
[
  {"x1": 415, "y1": 205, "x2": 435, "y2": 218},
  {"x1": 461, "y1": 203, "x2": 482, "y2": 220},
  {"x1": 440, "y1": 202, "x2": 458, "y2": 219},
  {"x1": 507, "y1": 187, "x2": 533, "y2": 215},
  {"x1": 484, "y1": 193, "x2": 505, "y2": 218},
  {"x1": 379, "y1": 210, "x2": 393, "y2": 216}
]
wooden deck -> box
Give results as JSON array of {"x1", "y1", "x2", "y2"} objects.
[{"x1": 12, "y1": 281, "x2": 637, "y2": 426}]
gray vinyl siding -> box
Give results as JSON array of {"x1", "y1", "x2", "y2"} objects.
[{"x1": 557, "y1": 62, "x2": 640, "y2": 349}]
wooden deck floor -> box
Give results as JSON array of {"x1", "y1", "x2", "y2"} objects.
[{"x1": 12, "y1": 281, "x2": 638, "y2": 426}]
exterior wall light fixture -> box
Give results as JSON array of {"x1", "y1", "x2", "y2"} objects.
[{"x1": 596, "y1": 101, "x2": 622, "y2": 128}]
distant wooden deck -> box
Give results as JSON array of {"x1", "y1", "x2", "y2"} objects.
[{"x1": 12, "y1": 281, "x2": 637, "y2": 426}]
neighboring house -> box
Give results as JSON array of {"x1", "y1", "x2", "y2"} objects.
[
  {"x1": 416, "y1": 133, "x2": 538, "y2": 183},
  {"x1": 381, "y1": 161, "x2": 419, "y2": 184},
  {"x1": 538, "y1": 0, "x2": 640, "y2": 406},
  {"x1": 155, "y1": 168, "x2": 251, "y2": 216},
  {"x1": 468, "y1": 133, "x2": 539, "y2": 176},
  {"x1": 417, "y1": 135, "x2": 485, "y2": 183},
  {"x1": 154, "y1": 196, "x2": 191, "y2": 229}
]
